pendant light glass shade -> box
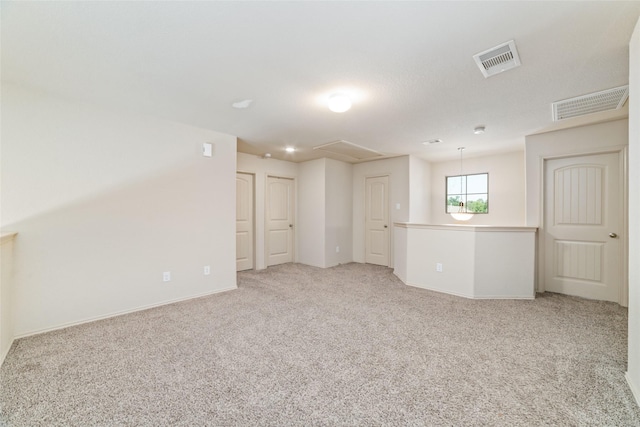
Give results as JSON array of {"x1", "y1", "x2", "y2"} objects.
[
  {"x1": 451, "y1": 204, "x2": 474, "y2": 221},
  {"x1": 451, "y1": 147, "x2": 473, "y2": 222}
]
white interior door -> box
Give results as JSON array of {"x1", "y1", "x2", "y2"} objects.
[
  {"x1": 365, "y1": 175, "x2": 390, "y2": 266},
  {"x1": 544, "y1": 152, "x2": 622, "y2": 302},
  {"x1": 236, "y1": 173, "x2": 254, "y2": 271},
  {"x1": 266, "y1": 176, "x2": 295, "y2": 266}
]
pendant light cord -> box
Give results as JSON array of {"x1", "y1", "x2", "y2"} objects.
[{"x1": 459, "y1": 147, "x2": 465, "y2": 212}]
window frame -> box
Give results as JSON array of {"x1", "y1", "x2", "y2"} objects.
[{"x1": 445, "y1": 172, "x2": 489, "y2": 214}]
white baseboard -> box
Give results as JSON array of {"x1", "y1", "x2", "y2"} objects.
[
  {"x1": 392, "y1": 270, "x2": 407, "y2": 284},
  {"x1": 626, "y1": 372, "x2": 640, "y2": 407},
  {"x1": 472, "y1": 294, "x2": 536, "y2": 300},
  {"x1": 1, "y1": 338, "x2": 15, "y2": 367},
  {"x1": 14, "y1": 286, "x2": 237, "y2": 340},
  {"x1": 404, "y1": 281, "x2": 535, "y2": 300},
  {"x1": 404, "y1": 281, "x2": 475, "y2": 299}
]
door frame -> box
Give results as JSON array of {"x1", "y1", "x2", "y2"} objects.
[
  {"x1": 364, "y1": 173, "x2": 392, "y2": 268},
  {"x1": 538, "y1": 146, "x2": 628, "y2": 305},
  {"x1": 236, "y1": 171, "x2": 256, "y2": 271},
  {"x1": 265, "y1": 174, "x2": 297, "y2": 266}
]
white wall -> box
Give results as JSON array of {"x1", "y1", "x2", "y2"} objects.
[
  {"x1": 325, "y1": 158, "x2": 353, "y2": 267},
  {"x1": 627, "y1": 17, "x2": 640, "y2": 405},
  {"x1": 236, "y1": 155, "x2": 353, "y2": 270},
  {"x1": 236, "y1": 152, "x2": 298, "y2": 270},
  {"x1": 298, "y1": 159, "x2": 326, "y2": 268},
  {"x1": 2, "y1": 84, "x2": 238, "y2": 337},
  {"x1": 395, "y1": 224, "x2": 536, "y2": 299},
  {"x1": 430, "y1": 151, "x2": 525, "y2": 226},
  {"x1": 409, "y1": 156, "x2": 431, "y2": 224},
  {"x1": 352, "y1": 156, "x2": 410, "y2": 266}
]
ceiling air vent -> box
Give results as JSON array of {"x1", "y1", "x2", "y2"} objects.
[
  {"x1": 473, "y1": 40, "x2": 521, "y2": 78},
  {"x1": 313, "y1": 140, "x2": 384, "y2": 161},
  {"x1": 422, "y1": 139, "x2": 443, "y2": 145},
  {"x1": 552, "y1": 85, "x2": 629, "y2": 121}
]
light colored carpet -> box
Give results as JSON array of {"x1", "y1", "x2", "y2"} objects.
[{"x1": 1, "y1": 262, "x2": 638, "y2": 426}]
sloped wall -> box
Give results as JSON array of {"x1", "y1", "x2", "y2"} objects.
[{"x1": 2, "y1": 85, "x2": 237, "y2": 337}]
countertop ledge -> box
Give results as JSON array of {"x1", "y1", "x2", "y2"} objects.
[
  {"x1": 1, "y1": 231, "x2": 18, "y2": 244},
  {"x1": 394, "y1": 223, "x2": 537, "y2": 232}
]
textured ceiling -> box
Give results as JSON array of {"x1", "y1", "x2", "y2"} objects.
[{"x1": 2, "y1": 1, "x2": 639, "y2": 162}]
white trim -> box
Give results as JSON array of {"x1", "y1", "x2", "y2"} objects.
[
  {"x1": 470, "y1": 295, "x2": 536, "y2": 300},
  {"x1": 394, "y1": 223, "x2": 537, "y2": 233},
  {"x1": 13, "y1": 286, "x2": 237, "y2": 340},
  {"x1": 401, "y1": 279, "x2": 535, "y2": 301},
  {"x1": 403, "y1": 280, "x2": 474, "y2": 299},
  {"x1": 626, "y1": 372, "x2": 640, "y2": 407},
  {"x1": 621, "y1": 146, "x2": 629, "y2": 307},
  {"x1": 0, "y1": 232, "x2": 17, "y2": 244}
]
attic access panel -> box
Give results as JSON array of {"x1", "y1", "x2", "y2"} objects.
[{"x1": 313, "y1": 140, "x2": 384, "y2": 161}]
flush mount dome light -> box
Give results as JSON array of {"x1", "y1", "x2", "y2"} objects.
[
  {"x1": 285, "y1": 147, "x2": 295, "y2": 153},
  {"x1": 328, "y1": 93, "x2": 352, "y2": 113},
  {"x1": 474, "y1": 126, "x2": 485, "y2": 135},
  {"x1": 232, "y1": 99, "x2": 253, "y2": 109}
]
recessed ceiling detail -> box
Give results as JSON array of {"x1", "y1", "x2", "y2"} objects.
[
  {"x1": 473, "y1": 40, "x2": 521, "y2": 78},
  {"x1": 552, "y1": 85, "x2": 629, "y2": 121},
  {"x1": 313, "y1": 140, "x2": 384, "y2": 161}
]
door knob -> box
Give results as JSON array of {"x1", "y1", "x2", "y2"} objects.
[
  {"x1": 384, "y1": 225, "x2": 388, "y2": 228},
  {"x1": 609, "y1": 232, "x2": 618, "y2": 238},
  {"x1": 289, "y1": 224, "x2": 293, "y2": 228}
]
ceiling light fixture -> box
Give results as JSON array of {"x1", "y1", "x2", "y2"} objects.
[
  {"x1": 285, "y1": 147, "x2": 295, "y2": 153},
  {"x1": 232, "y1": 99, "x2": 254, "y2": 109},
  {"x1": 328, "y1": 93, "x2": 352, "y2": 113},
  {"x1": 474, "y1": 126, "x2": 485, "y2": 135},
  {"x1": 451, "y1": 147, "x2": 474, "y2": 222}
]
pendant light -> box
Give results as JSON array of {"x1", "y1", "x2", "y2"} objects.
[{"x1": 451, "y1": 147, "x2": 474, "y2": 221}]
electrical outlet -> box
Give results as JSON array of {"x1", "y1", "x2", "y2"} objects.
[
  {"x1": 436, "y1": 263, "x2": 443, "y2": 273},
  {"x1": 204, "y1": 265, "x2": 211, "y2": 275},
  {"x1": 336, "y1": 246, "x2": 340, "y2": 253},
  {"x1": 163, "y1": 271, "x2": 171, "y2": 282}
]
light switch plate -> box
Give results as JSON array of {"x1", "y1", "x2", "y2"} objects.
[{"x1": 203, "y1": 142, "x2": 213, "y2": 157}]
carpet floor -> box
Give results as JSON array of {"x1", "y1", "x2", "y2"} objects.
[{"x1": 1, "y1": 262, "x2": 638, "y2": 426}]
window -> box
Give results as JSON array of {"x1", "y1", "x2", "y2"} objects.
[{"x1": 446, "y1": 173, "x2": 488, "y2": 214}]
